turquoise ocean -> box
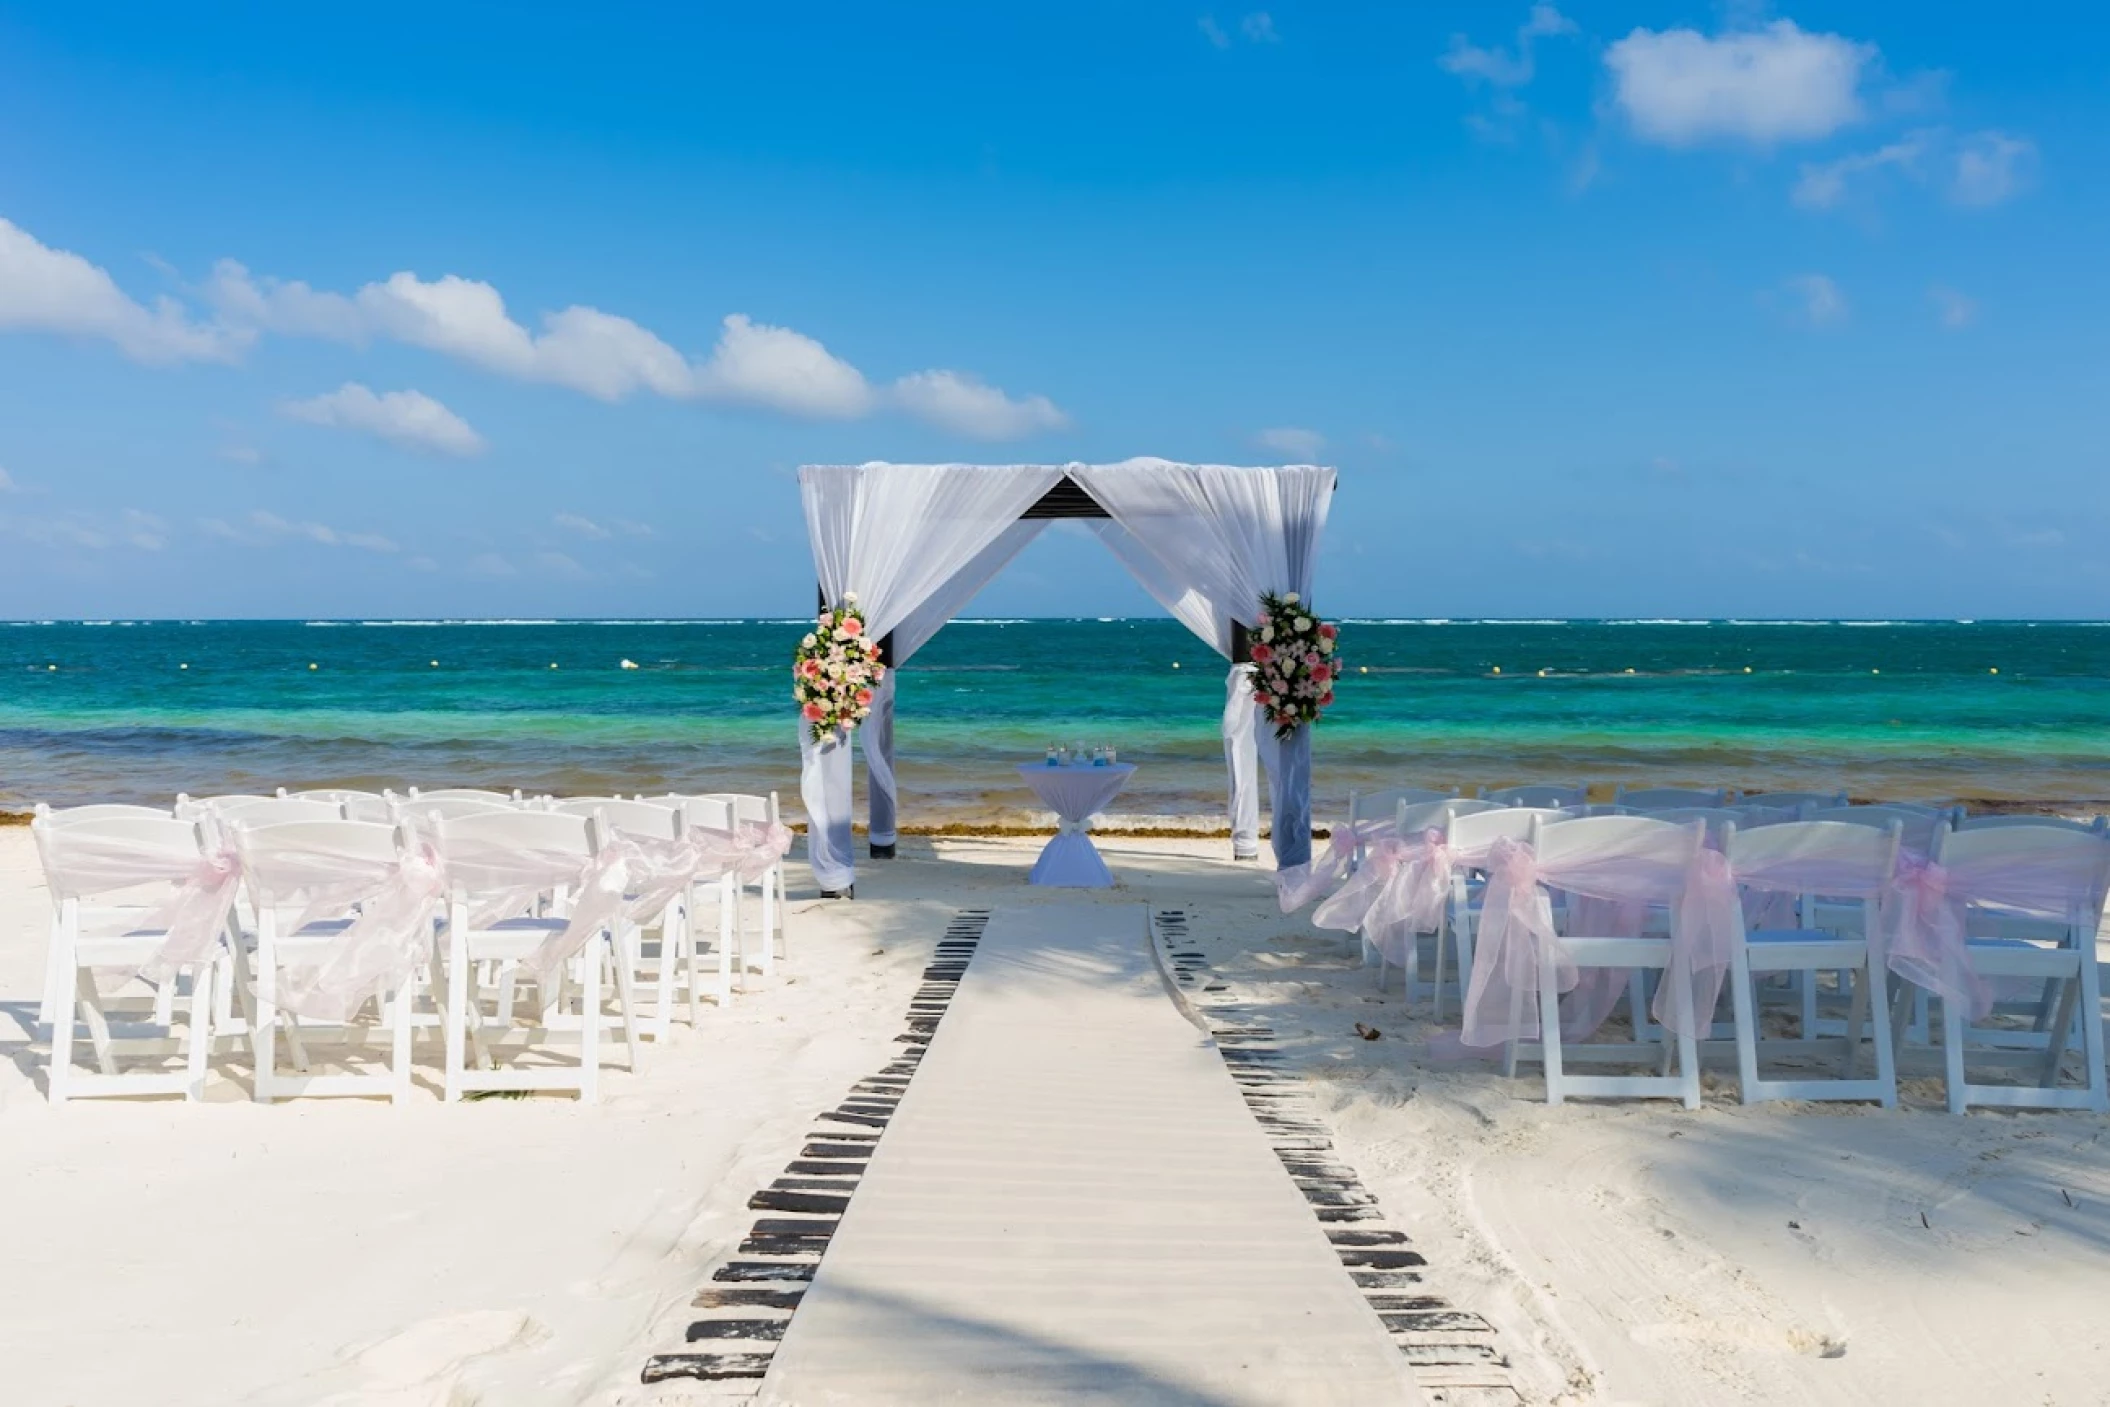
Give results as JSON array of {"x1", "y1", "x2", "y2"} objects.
[{"x1": 5, "y1": 619, "x2": 2109, "y2": 821}]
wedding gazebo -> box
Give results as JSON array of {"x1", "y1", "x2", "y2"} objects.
[{"x1": 796, "y1": 459, "x2": 1336, "y2": 895}]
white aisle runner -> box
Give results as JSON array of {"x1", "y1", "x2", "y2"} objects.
[{"x1": 761, "y1": 905, "x2": 1423, "y2": 1406}]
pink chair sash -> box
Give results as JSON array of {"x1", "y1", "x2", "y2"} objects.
[
  {"x1": 1274, "y1": 818, "x2": 1389, "y2": 913},
  {"x1": 271, "y1": 838, "x2": 448, "y2": 1024},
  {"x1": 1459, "y1": 836, "x2": 1738, "y2": 1049},
  {"x1": 42, "y1": 831, "x2": 244, "y2": 985},
  {"x1": 1869, "y1": 849, "x2": 2093, "y2": 1021}
]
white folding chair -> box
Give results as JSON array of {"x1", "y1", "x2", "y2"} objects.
[
  {"x1": 1615, "y1": 785, "x2": 1731, "y2": 810},
  {"x1": 33, "y1": 814, "x2": 224, "y2": 1103},
  {"x1": 235, "y1": 817, "x2": 426, "y2": 1104},
  {"x1": 433, "y1": 810, "x2": 638, "y2": 1102},
  {"x1": 1921, "y1": 824, "x2": 2110, "y2": 1114},
  {"x1": 408, "y1": 787, "x2": 522, "y2": 804},
  {"x1": 1374, "y1": 798, "x2": 1486, "y2": 997},
  {"x1": 391, "y1": 794, "x2": 515, "y2": 824},
  {"x1": 1503, "y1": 814, "x2": 1708, "y2": 1108},
  {"x1": 1345, "y1": 787, "x2": 1455, "y2": 869},
  {"x1": 1738, "y1": 790, "x2": 1848, "y2": 811},
  {"x1": 34, "y1": 802, "x2": 173, "y2": 827},
  {"x1": 1432, "y1": 807, "x2": 1566, "y2": 1022},
  {"x1": 1483, "y1": 784, "x2": 1586, "y2": 809},
  {"x1": 1722, "y1": 819, "x2": 1901, "y2": 1107},
  {"x1": 554, "y1": 798, "x2": 701, "y2": 1042},
  {"x1": 1958, "y1": 814, "x2": 2107, "y2": 834},
  {"x1": 206, "y1": 796, "x2": 347, "y2": 826}
]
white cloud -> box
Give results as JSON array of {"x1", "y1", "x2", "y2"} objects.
[
  {"x1": 466, "y1": 551, "x2": 516, "y2": 578},
  {"x1": 119, "y1": 508, "x2": 167, "y2": 551},
  {"x1": 891, "y1": 370, "x2": 1068, "y2": 440},
  {"x1": 1930, "y1": 284, "x2": 1978, "y2": 329},
  {"x1": 210, "y1": 259, "x2": 1064, "y2": 434},
  {"x1": 1952, "y1": 130, "x2": 2035, "y2": 207},
  {"x1": 1198, "y1": 15, "x2": 1231, "y2": 48},
  {"x1": 693, "y1": 314, "x2": 875, "y2": 418},
  {"x1": 0, "y1": 218, "x2": 246, "y2": 364},
  {"x1": 218, "y1": 443, "x2": 266, "y2": 466},
  {"x1": 1792, "y1": 131, "x2": 1931, "y2": 208},
  {"x1": 0, "y1": 467, "x2": 15, "y2": 492},
  {"x1": 280, "y1": 382, "x2": 487, "y2": 457},
  {"x1": 535, "y1": 550, "x2": 588, "y2": 579},
  {"x1": 1240, "y1": 12, "x2": 1279, "y2": 43},
  {"x1": 208, "y1": 508, "x2": 399, "y2": 553},
  {"x1": 1441, "y1": 4, "x2": 1575, "y2": 87},
  {"x1": 1780, "y1": 273, "x2": 1847, "y2": 326},
  {"x1": 554, "y1": 512, "x2": 612, "y2": 540},
  {"x1": 1255, "y1": 426, "x2": 1326, "y2": 459},
  {"x1": 1606, "y1": 20, "x2": 1875, "y2": 146}
]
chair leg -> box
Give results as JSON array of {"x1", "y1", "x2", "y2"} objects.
[
  {"x1": 1867, "y1": 958, "x2": 1898, "y2": 1109},
  {"x1": 1430, "y1": 914, "x2": 1451, "y2": 1024},
  {"x1": 78, "y1": 973, "x2": 118, "y2": 1077},
  {"x1": 608, "y1": 934, "x2": 644, "y2": 1071},
  {"x1": 184, "y1": 963, "x2": 214, "y2": 1101},
  {"x1": 1537, "y1": 949, "x2": 1566, "y2": 1105},
  {"x1": 1841, "y1": 968, "x2": 1869, "y2": 1079},
  {"x1": 38, "y1": 913, "x2": 64, "y2": 1033},
  {"x1": 442, "y1": 923, "x2": 470, "y2": 1103},
  {"x1": 763, "y1": 867, "x2": 780, "y2": 965},
  {"x1": 48, "y1": 963, "x2": 76, "y2": 1105},
  {"x1": 2038, "y1": 971, "x2": 2082, "y2": 1089},
  {"x1": 578, "y1": 938, "x2": 604, "y2": 1103},
  {"x1": 2077, "y1": 954, "x2": 2108, "y2": 1114},
  {"x1": 1729, "y1": 956, "x2": 1763, "y2": 1104},
  {"x1": 1942, "y1": 995, "x2": 1969, "y2": 1115},
  {"x1": 389, "y1": 972, "x2": 415, "y2": 1105}
]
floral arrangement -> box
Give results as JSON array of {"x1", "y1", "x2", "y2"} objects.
[
  {"x1": 1249, "y1": 590, "x2": 1340, "y2": 739},
  {"x1": 794, "y1": 592, "x2": 886, "y2": 742}
]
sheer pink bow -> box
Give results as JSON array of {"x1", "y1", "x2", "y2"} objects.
[
  {"x1": 1274, "y1": 818, "x2": 1389, "y2": 913},
  {"x1": 277, "y1": 838, "x2": 448, "y2": 1024},
  {"x1": 1880, "y1": 853, "x2": 1992, "y2": 1020},
  {"x1": 1459, "y1": 835, "x2": 1738, "y2": 1049},
  {"x1": 42, "y1": 829, "x2": 245, "y2": 986},
  {"x1": 1310, "y1": 828, "x2": 1454, "y2": 966}
]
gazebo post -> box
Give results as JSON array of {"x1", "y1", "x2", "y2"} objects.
[{"x1": 867, "y1": 632, "x2": 897, "y2": 859}]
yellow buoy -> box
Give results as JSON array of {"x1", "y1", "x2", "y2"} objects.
[
  {"x1": 1743, "y1": 666, "x2": 1752, "y2": 674},
  {"x1": 1171, "y1": 661, "x2": 1180, "y2": 669},
  {"x1": 1491, "y1": 666, "x2": 1502, "y2": 675},
  {"x1": 430, "y1": 660, "x2": 439, "y2": 668},
  {"x1": 549, "y1": 662, "x2": 559, "y2": 670},
  {"x1": 46, "y1": 663, "x2": 56, "y2": 671},
  {"x1": 1989, "y1": 667, "x2": 1999, "y2": 675},
  {"x1": 1871, "y1": 668, "x2": 1880, "y2": 675},
  {"x1": 1358, "y1": 665, "x2": 1368, "y2": 674},
  {"x1": 308, "y1": 662, "x2": 318, "y2": 671},
  {"x1": 1624, "y1": 667, "x2": 1635, "y2": 675},
  {"x1": 179, "y1": 663, "x2": 189, "y2": 670},
  {"x1": 1537, "y1": 668, "x2": 1549, "y2": 677}
]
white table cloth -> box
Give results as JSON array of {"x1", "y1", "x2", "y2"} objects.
[{"x1": 1017, "y1": 763, "x2": 1136, "y2": 888}]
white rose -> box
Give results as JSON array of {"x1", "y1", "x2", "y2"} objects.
[
  {"x1": 1261, "y1": 626, "x2": 1274, "y2": 643},
  {"x1": 1296, "y1": 617, "x2": 1311, "y2": 632},
  {"x1": 801, "y1": 633, "x2": 817, "y2": 649},
  {"x1": 1319, "y1": 636, "x2": 1334, "y2": 653},
  {"x1": 843, "y1": 590, "x2": 859, "y2": 604},
  {"x1": 1283, "y1": 592, "x2": 1299, "y2": 605}
]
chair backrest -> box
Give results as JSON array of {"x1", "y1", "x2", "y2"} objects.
[
  {"x1": 32, "y1": 814, "x2": 211, "y2": 903},
  {"x1": 175, "y1": 792, "x2": 275, "y2": 816},
  {"x1": 1484, "y1": 783, "x2": 1586, "y2": 808},
  {"x1": 1957, "y1": 814, "x2": 2107, "y2": 834},
  {"x1": 33, "y1": 802, "x2": 173, "y2": 827},
  {"x1": 1804, "y1": 805, "x2": 1948, "y2": 855},
  {"x1": 1725, "y1": 818, "x2": 1899, "y2": 899},
  {"x1": 1529, "y1": 815, "x2": 1703, "y2": 901},
  {"x1": 657, "y1": 794, "x2": 737, "y2": 834},
  {"x1": 727, "y1": 792, "x2": 780, "y2": 827},
  {"x1": 408, "y1": 787, "x2": 521, "y2": 804},
  {"x1": 1395, "y1": 799, "x2": 1462, "y2": 834},
  {"x1": 1647, "y1": 806, "x2": 1746, "y2": 842},
  {"x1": 233, "y1": 818, "x2": 406, "y2": 916},
  {"x1": 1931, "y1": 823, "x2": 2110, "y2": 930},
  {"x1": 285, "y1": 787, "x2": 383, "y2": 804},
  {"x1": 393, "y1": 795, "x2": 515, "y2": 823},
  {"x1": 207, "y1": 796, "x2": 346, "y2": 825},
  {"x1": 433, "y1": 809, "x2": 600, "y2": 899},
  {"x1": 1738, "y1": 790, "x2": 1848, "y2": 811},
  {"x1": 1444, "y1": 798, "x2": 1502, "y2": 819},
  {"x1": 565, "y1": 798, "x2": 681, "y2": 841},
  {"x1": 1732, "y1": 804, "x2": 1803, "y2": 828},
  {"x1": 1349, "y1": 787, "x2": 1454, "y2": 826},
  {"x1": 1614, "y1": 785, "x2": 1731, "y2": 809},
  {"x1": 1447, "y1": 806, "x2": 1563, "y2": 854}
]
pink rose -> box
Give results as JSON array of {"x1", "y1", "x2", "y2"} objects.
[
  {"x1": 1311, "y1": 664, "x2": 1330, "y2": 683},
  {"x1": 801, "y1": 702, "x2": 826, "y2": 722},
  {"x1": 841, "y1": 616, "x2": 863, "y2": 637},
  {"x1": 1250, "y1": 642, "x2": 1274, "y2": 664},
  {"x1": 855, "y1": 687, "x2": 873, "y2": 706},
  {"x1": 1253, "y1": 691, "x2": 1271, "y2": 707},
  {"x1": 1318, "y1": 691, "x2": 1334, "y2": 707},
  {"x1": 1318, "y1": 622, "x2": 1337, "y2": 640}
]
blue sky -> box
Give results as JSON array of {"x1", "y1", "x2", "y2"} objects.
[{"x1": 0, "y1": 2, "x2": 2103, "y2": 620}]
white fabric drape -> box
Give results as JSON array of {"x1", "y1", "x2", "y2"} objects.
[
  {"x1": 798, "y1": 465, "x2": 1064, "y2": 888},
  {"x1": 1070, "y1": 459, "x2": 1333, "y2": 867}
]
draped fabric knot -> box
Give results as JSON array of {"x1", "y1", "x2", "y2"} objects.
[
  {"x1": 278, "y1": 839, "x2": 448, "y2": 1025},
  {"x1": 731, "y1": 820, "x2": 794, "y2": 883},
  {"x1": 1880, "y1": 852, "x2": 1991, "y2": 1020},
  {"x1": 1458, "y1": 831, "x2": 1738, "y2": 1050},
  {"x1": 1341, "y1": 829, "x2": 1454, "y2": 968},
  {"x1": 1273, "y1": 819, "x2": 1379, "y2": 914},
  {"x1": 138, "y1": 843, "x2": 245, "y2": 985}
]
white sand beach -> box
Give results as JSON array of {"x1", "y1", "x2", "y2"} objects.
[{"x1": 6, "y1": 827, "x2": 2109, "y2": 1406}]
